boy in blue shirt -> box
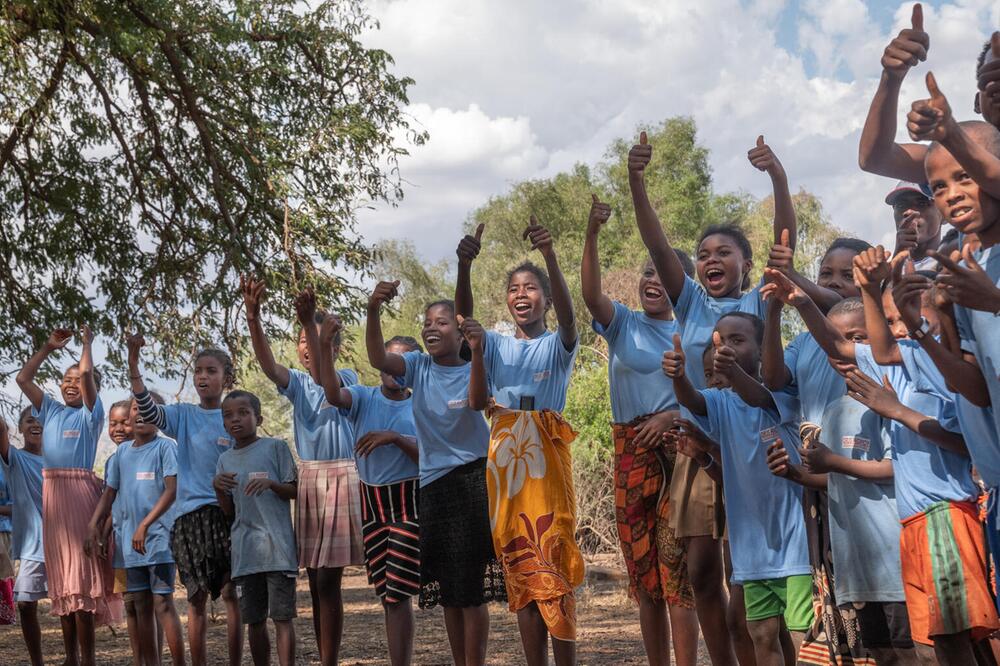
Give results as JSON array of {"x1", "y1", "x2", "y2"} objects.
[
  {"x1": 662, "y1": 312, "x2": 811, "y2": 665},
  {"x1": 213, "y1": 391, "x2": 298, "y2": 666},
  {"x1": 87, "y1": 399, "x2": 184, "y2": 666}
]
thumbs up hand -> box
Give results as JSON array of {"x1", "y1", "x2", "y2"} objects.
[
  {"x1": 587, "y1": 194, "x2": 612, "y2": 235},
  {"x1": 711, "y1": 330, "x2": 739, "y2": 379},
  {"x1": 767, "y1": 228, "x2": 795, "y2": 274},
  {"x1": 882, "y1": 3, "x2": 929, "y2": 80},
  {"x1": 976, "y1": 32, "x2": 1000, "y2": 111},
  {"x1": 457, "y1": 223, "x2": 485, "y2": 267},
  {"x1": 661, "y1": 333, "x2": 686, "y2": 379},
  {"x1": 907, "y1": 72, "x2": 955, "y2": 142},
  {"x1": 628, "y1": 131, "x2": 652, "y2": 176},
  {"x1": 747, "y1": 135, "x2": 785, "y2": 179}
]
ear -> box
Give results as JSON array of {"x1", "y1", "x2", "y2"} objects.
[
  {"x1": 975, "y1": 92, "x2": 982, "y2": 115},
  {"x1": 256, "y1": 413, "x2": 264, "y2": 427}
]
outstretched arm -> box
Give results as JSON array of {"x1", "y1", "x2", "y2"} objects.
[
  {"x1": 525, "y1": 216, "x2": 577, "y2": 347},
  {"x1": 78, "y1": 326, "x2": 98, "y2": 411},
  {"x1": 126, "y1": 334, "x2": 167, "y2": 429},
  {"x1": 854, "y1": 248, "x2": 902, "y2": 365},
  {"x1": 581, "y1": 195, "x2": 615, "y2": 328},
  {"x1": 762, "y1": 299, "x2": 792, "y2": 390},
  {"x1": 762, "y1": 269, "x2": 856, "y2": 361},
  {"x1": 241, "y1": 275, "x2": 291, "y2": 388},
  {"x1": 317, "y1": 315, "x2": 353, "y2": 409},
  {"x1": 294, "y1": 289, "x2": 324, "y2": 385},
  {"x1": 455, "y1": 223, "x2": 484, "y2": 318},
  {"x1": 365, "y1": 281, "x2": 406, "y2": 377},
  {"x1": 459, "y1": 316, "x2": 489, "y2": 411},
  {"x1": 628, "y1": 132, "x2": 688, "y2": 303},
  {"x1": 858, "y1": 4, "x2": 930, "y2": 181},
  {"x1": 16, "y1": 330, "x2": 72, "y2": 410}
]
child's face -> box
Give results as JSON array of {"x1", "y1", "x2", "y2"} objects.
[
  {"x1": 108, "y1": 406, "x2": 132, "y2": 445},
  {"x1": 506, "y1": 271, "x2": 548, "y2": 328},
  {"x1": 926, "y1": 145, "x2": 1000, "y2": 238},
  {"x1": 817, "y1": 248, "x2": 861, "y2": 299},
  {"x1": 882, "y1": 290, "x2": 908, "y2": 340},
  {"x1": 222, "y1": 397, "x2": 261, "y2": 442},
  {"x1": 128, "y1": 401, "x2": 157, "y2": 439},
  {"x1": 421, "y1": 305, "x2": 461, "y2": 359},
  {"x1": 638, "y1": 260, "x2": 672, "y2": 317},
  {"x1": 298, "y1": 326, "x2": 339, "y2": 371},
  {"x1": 714, "y1": 316, "x2": 760, "y2": 376},
  {"x1": 829, "y1": 310, "x2": 867, "y2": 344},
  {"x1": 59, "y1": 367, "x2": 84, "y2": 407},
  {"x1": 892, "y1": 193, "x2": 942, "y2": 246},
  {"x1": 381, "y1": 342, "x2": 412, "y2": 390},
  {"x1": 194, "y1": 356, "x2": 229, "y2": 401},
  {"x1": 978, "y1": 50, "x2": 1000, "y2": 128},
  {"x1": 18, "y1": 415, "x2": 42, "y2": 447},
  {"x1": 702, "y1": 347, "x2": 729, "y2": 389},
  {"x1": 696, "y1": 233, "x2": 750, "y2": 299}
]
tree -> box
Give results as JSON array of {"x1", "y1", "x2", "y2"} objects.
[{"x1": 0, "y1": 0, "x2": 424, "y2": 402}]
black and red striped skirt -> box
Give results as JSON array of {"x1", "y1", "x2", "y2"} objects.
[{"x1": 360, "y1": 478, "x2": 421, "y2": 603}]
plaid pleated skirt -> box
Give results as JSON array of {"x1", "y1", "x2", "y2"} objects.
[
  {"x1": 361, "y1": 478, "x2": 420, "y2": 603},
  {"x1": 296, "y1": 459, "x2": 364, "y2": 569}
]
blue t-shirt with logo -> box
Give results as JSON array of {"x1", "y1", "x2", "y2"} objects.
[
  {"x1": 483, "y1": 330, "x2": 576, "y2": 412},
  {"x1": 784, "y1": 332, "x2": 845, "y2": 425},
  {"x1": 2, "y1": 447, "x2": 44, "y2": 562},
  {"x1": 157, "y1": 403, "x2": 234, "y2": 518},
  {"x1": 343, "y1": 385, "x2": 419, "y2": 486},
  {"x1": 278, "y1": 368, "x2": 358, "y2": 461},
  {"x1": 34, "y1": 393, "x2": 105, "y2": 470}
]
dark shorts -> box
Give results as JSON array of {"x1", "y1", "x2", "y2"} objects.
[
  {"x1": 170, "y1": 504, "x2": 232, "y2": 601},
  {"x1": 125, "y1": 563, "x2": 176, "y2": 595},
  {"x1": 234, "y1": 572, "x2": 297, "y2": 625},
  {"x1": 840, "y1": 601, "x2": 914, "y2": 650}
]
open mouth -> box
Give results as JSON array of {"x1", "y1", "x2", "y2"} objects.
[
  {"x1": 513, "y1": 302, "x2": 532, "y2": 315},
  {"x1": 197, "y1": 383, "x2": 209, "y2": 392},
  {"x1": 705, "y1": 268, "x2": 726, "y2": 287},
  {"x1": 643, "y1": 287, "x2": 663, "y2": 300},
  {"x1": 949, "y1": 206, "x2": 974, "y2": 224},
  {"x1": 424, "y1": 333, "x2": 442, "y2": 345},
  {"x1": 29, "y1": 427, "x2": 42, "y2": 436}
]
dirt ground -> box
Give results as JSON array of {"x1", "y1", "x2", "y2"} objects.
[{"x1": 0, "y1": 560, "x2": 712, "y2": 665}]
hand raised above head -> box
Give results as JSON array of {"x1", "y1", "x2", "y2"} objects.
[
  {"x1": 881, "y1": 3, "x2": 929, "y2": 80},
  {"x1": 628, "y1": 131, "x2": 652, "y2": 174}
]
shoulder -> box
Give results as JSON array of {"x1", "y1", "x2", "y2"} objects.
[{"x1": 338, "y1": 368, "x2": 359, "y2": 386}]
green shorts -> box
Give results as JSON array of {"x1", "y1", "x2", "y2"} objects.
[{"x1": 743, "y1": 575, "x2": 814, "y2": 631}]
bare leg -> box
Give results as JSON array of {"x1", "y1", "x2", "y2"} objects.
[
  {"x1": 60, "y1": 613, "x2": 79, "y2": 666},
  {"x1": 314, "y1": 567, "x2": 344, "y2": 666},
  {"x1": 247, "y1": 621, "x2": 270, "y2": 666},
  {"x1": 686, "y1": 536, "x2": 737, "y2": 666},
  {"x1": 274, "y1": 619, "x2": 295, "y2": 666},
  {"x1": 17, "y1": 601, "x2": 44, "y2": 666},
  {"x1": 124, "y1": 598, "x2": 143, "y2": 665},
  {"x1": 746, "y1": 617, "x2": 784, "y2": 666},
  {"x1": 778, "y1": 625, "x2": 800, "y2": 666},
  {"x1": 75, "y1": 610, "x2": 96, "y2": 666},
  {"x1": 221, "y1": 580, "x2": 243, "y2": 666},
  {"x1": 668, "y1": 603, "x2": 700, "y2": 666},
  {"x1": 133, "y1": 592, "x2": 159, "y2": 666},
  {"x1": 516, "y1": 602, "x2": 549, "y2": 666},
  {"x1": 551, "y1": 635, "x2": 576, "y2": 666},
  {"x1": 634, "y1": 589, "x2": 669, "y2": 666},
  {"x1": 933, "y1": 631, "x2": 979, "y2": 666},
  {"x1": 462, "y1": 604, "x2": 490, "y2": 666},
  {"x1": 186, "y1": 591, "x2": 208, "y2": 666},
  {"x1": 443, "y1": 606, "x2": 467, "y2": 666},
  {"x1": 727, "y1": 584, "x2": 757, "y2": 666},
  {"x1": 306, "y1": 568, "x2": 322, "y2": 659},
  {"x1": 384, "y1": 598, "x2": 415, "y2": 666},
  {"x1": 153, "y1": 593, "x2": 186, "y2": 666}
]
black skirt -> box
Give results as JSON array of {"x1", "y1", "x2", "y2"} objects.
[
  {"x1": 170, "y1": 504, "x2": 232, "y2": 601},
  {"x1": 418, "y1": 458, "x2": 506, "y2": 608}
]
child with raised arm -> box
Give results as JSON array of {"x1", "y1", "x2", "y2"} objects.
[
  {"x1": 87, "y1": 399, "x2": 185, "y2": 666},
  {"x1": 456, "y1": 214, "x2": 587, "y2": 666},
  {"x1": 213, "y1": 391, "x2": 298, "y2": 666},
  {"x1": 662, "y1": 312, "x2": 810, "y2": 665},
  {"x1": 316, "y1": 314, "x2": 420, "y2": 666},
  {"x1": 367, "y1": 281, "x2": 504, "y2": 666},
  {"x1": 582, "y1": 193, "x2": 707, "y2": 666},
  {"x1": 241, "y1": 277, "x2": 360, "y2": 666},
  {"x1": 128, "y1": 335, "x2": 242, "y2": 666},
  {"x1": 1, "y1": 411, "x2": 47, "y2": 666},
  {"x1": 15, "y1": 326, "x2": 121, "y2": 665}
]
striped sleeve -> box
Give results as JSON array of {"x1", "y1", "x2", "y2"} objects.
[{"x1": 133, "y1": 389, "x2": 167, "y2": 429}]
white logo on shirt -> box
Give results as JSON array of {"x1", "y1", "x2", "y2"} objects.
[
  {"x1": 533, "y1": 370, "x2": 551, "y2": 382},
  {"x1": 841, "y1": 436, "x2": 870, "y2": 453},
  {"x1": 248, "y1": 472, "x2": 269, "y2": 480},
  {"x1": 136, "y1": 472, "x2": 155, "y2": 481},
  {"x1": 447, "y1": 399, "x2": 468, "y2": 410},
  {"x1": 217, "y1": 437, "x2": 232, "y2": 448},
  {"x1": 759, "y1": 426, "x2": 779, "y2": 442},
  {"x1": 63, "y1": 429, "x2": 80, "y2": 439}
]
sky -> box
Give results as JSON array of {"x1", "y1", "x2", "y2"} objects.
[{"x1": 358, "y1": 0, "x2": 1000, "y2": 259}]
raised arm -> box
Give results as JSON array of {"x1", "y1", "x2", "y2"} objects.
[
  {"x1": 767, "y1": 229, "x2": 842, "y2": 314},
  {"x1": 762, "y1": 299, "x2": 792, "y2": 390},
  {"x1": 662, "y1": 333, "x2": 707, "y2": 416},
  {"x1": 846, "y1": 370, "x2": 968, "y2": 456},
  {"x1": 525, "y1": 216, "x2": 577, "y2": 347},
  {"x1": 294, "y1": 288, "x2": 323, "y2": 385},
  {"x1": 629, "y1": 132, "x2": 688, "y2": 302},
  {"x1": 762, "y1": 269, "x2": 856, "y2": 361},
  {"x1": 748, "y1": 136, "x2": 796, "y2": 249},
  {"x1": 454, "y1": 223, "x2": 484, "y2": 318},
  {"x1": 78, "y1": 325, "x2": 98, "y2": 411},
  {"x1": 858, "y1": 4, "x2": 930, "y2": 181},
  {"x1": 241, "y1": 275, "x2": 290, "y2": 388},
  {"x1": 854, "y1": 248, "x2": 902, "y2": 365},
  {"x1": 126, "y1": 334, "x2": 167, "y2": 430},
  {"x1": 132, "y1": 475, "x2": 176, "y2": 556},
  {"x1": 581, "y1": 194, "x2": 615, "y2": 328},
  {"x1": 458, "y1": 316, "x2": 489, "y2": 411},
  {"x1": 317, "y1": 314, "x2": 353, "y2": 409},
  {"x1": 365, "y1": 281, "x2": 406, "y2": 377},
  {"x1": 16, "y1": 329, "x2": 72, "y2": 410}
]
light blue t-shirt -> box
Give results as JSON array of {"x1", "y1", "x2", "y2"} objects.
[
  {"x1": 216, "y1": 437, "x2": 298, "y2": 577},
  {"x1": 674, "y1": 275, "x2": 765, "y2": 390},
  {"x1": 106, "y1": 437, "x2": 178, "y2": 568},
  {"x1": 0, "y1": 463, "x2": 11, "y2": 533},
  {"x1": 954, "y1": 245, "x2": 1000, "y2": 485},
  {"x1": 593, "y1": 301, "x2": 681, "y2": 423},
  {"x1": 343, "y1": 385, "x2": 419, "y2": 486},
  {"x1": 483, "y1": 330, "x2": 577, "y2": 412},
  {"x1": 685, "y1": 387, "x2": 810, "y2": 583},
  {"x1": 400, "y1": 351, "x2": 490, "y2": 487},
  {"x1": 897, "y1": 339, "x2": 1000, "y2": 488},
  {"x1": 855, "y1": 344, "x2": 977, "y2": 519},
  {"x1": 159, "y1": 403, "x2": 234, "y2": 518},
  {"x1": 34, "y1": 393, "x2": 105, "y2": 470},
  {"x1": 2, "y1": 447, "x2": 44, "y2": 562},
  {"x1": 820, "y1": 397, "x2": 904, "y2": 603},
  {"x1": 784, "y1": 332, "x2": 845, "y2": 425},
  {"x1": 277, "y1": 368, "x2": 358, "y2": 461}
]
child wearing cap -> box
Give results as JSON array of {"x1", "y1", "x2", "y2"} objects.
[{"x1": 885, "y1": 181, "x2": 941, "y2": 272}]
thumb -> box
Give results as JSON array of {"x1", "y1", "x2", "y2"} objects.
[
  {"x1": 891, "y1": 250, "x2": 909, "y2": 282},
  {"x1": 591, "y1": 193, "x2": 599, "y2": 205},
  {"x1": 911, "y1": 2, "x2": 923, "y2": 32},
  {"x1": 962, "y1": 243, "x2": 983, "y2": 271},
  {"x1": 881, "y1": 374, "x2": 893, "y2": 391},
  {"x1": 672, "y1": 333, "x2": 682, "y2": 353},
  {"x1": 474, "y1": 223, "x2": 485, "y2": 242},
  {"x1": 456, "y1": 314, "x2": 465, "y2": 326},
  {"x1": 639, "y1": 131, "x2": 648, "y2": 145},
  {"x1": 391, "y1": 280, "x2": 400, "y2": 288},
  {"x1": 780, "y1": 228, "x2": 790, "y2": 248},
  {"x1": 926, "y1": 71, "x2": 943, "y2": 100},
  {"x1": 756, "y1": 134, "x2": 764, "y2": 148},
  {"x1": 712, "y1": 331, "x2": 722, "y2": 348},
  {"x1": 529, "y1": 214, "x2": 539, "y2": 228}
]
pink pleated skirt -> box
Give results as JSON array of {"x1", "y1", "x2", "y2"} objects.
[
  {"x1": 296, "y1": 459, "x2": 364, "y2": 569},
  {"x1": 42, "y1": 468, "x2": 123, "y2": 623}
]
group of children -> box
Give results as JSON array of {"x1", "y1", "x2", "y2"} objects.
[{"x1": 3, "y1": 3, "x2": 1000, "y2": 665}]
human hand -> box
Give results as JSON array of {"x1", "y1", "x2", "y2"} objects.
[
  {"x1": 845, "y1": 370, "x2": 901, "y2": 419},
  {"x1": 661, "y1": 333, "x2": 686, "y2": 378},
  {"x1": 294, "y1": 288, "x2": 317, "y2": 327},
  {"x1": 456, "y1": 223, "x2": 485, "y2": 267},
  {"x1": 368, "y1": 280, "x2": 400, "y2": 310},
  {"x1": 131, "y1": 524, "x2": 149, "y2": 555},
  {"x1": 241, "y1": 274, "x2": 266, "y2": 321},
  {"x1": 633, "y1": 410, "x2": 678, "y2": 451},
  {"x1": 587, "y1": 194, "x2": 612, "y2": 235},
  {"x1": 853, "y1": 246, "x2": 892, "y2": 291},
  {"x1": 747, "y1": 134, "x2": 784, "y2": 178},
  {"x1": 319, "y1": 313, "x2": 343, "y2": 347},
  {"x1": 932, "y1": 246, "x2": 1000, "y2": 313},
  {"x1": 45, "y1": 329, "x2": 73, "y2": 352},
  {"x1": 798, "y1": 440, "x2": 836, "y2": 475},
  {"x1": 907, "y1": 72, "x2": 955, "y2": 142},
  {"x1": 213, "y1": 471, "x2": 238, "y2": 494},
  {"x1": 767, "y1": 229, "x2": 794, "y2": 274},
  {"x1": 761, "y1": 268, "x2": 808, "y2": 307},
  {"x1": 766, "y1": 438, "x2": 792, "y2": 477},
  {"x1": 523, "y1": 215, "x2": 554, "y2": 257},
  {"x1": 711, "y1": 331, "x2": 738, "y2": 379},
  {"x1": 456, "y1": 315, "x2": 485, "y2": 353},
  {"x1": 881, "y1": 4, "x2": 929, "y2": 80},
  {"x1": 355, "y1": 430, "x2": 399, "y2": 457},
  {"x1": 628, "y1": 131, "x2": 651, "y2": 175}
]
